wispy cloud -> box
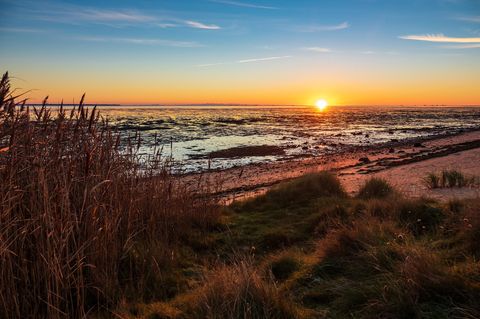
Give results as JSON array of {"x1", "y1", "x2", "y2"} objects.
[
  {"x1": 75, "y1": 9, "x2": 155, "y2": 23},
  {"x1": 237, "y1": 56, "x2": 291, "y2": 63},
  {"x1": 18, "y1": 2, "x2": 221, "y2": 30},
  {"x1": 302, "y1": 47, "x2": 331, "y2": 53},
  {"x1": 457, "y1": 16, "x2": 480, "y2": 23},
  {"x1": 296, "y1": 22, "x2": 349, "y2": 32},
  {"x1": 32, "y1": 7, "x2": 157, "y2": 25},
  {"x1": 154, "y1": 23, "x2": 179, "y2": 28},
  {"x1": 185, "y1": 20, "x2": 221, "y2": 30},
  {"x1": 442, "y1": 44, "x2": 480, "y2": 49},
  {"x1": 399, "y1": 33, "x2": 480, "y2": 43},
  {"x1": 79, "y1": 36, "x2": 202, "y2": 47},
  {"x1": 208, "y1": 0, "x2": 277, "y2": 10},
  {"x1": 197, "y1": 62, "x2": 229, "y2": 67},
  {"x1": 0, "y1": 27, "x2": 46, "y2": 33},
  {"x1": 197, "y1": 55, "x2": 291, "y2": 67}
]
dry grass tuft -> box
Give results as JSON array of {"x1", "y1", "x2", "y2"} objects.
[
  {"x1": 182, "y1": 260, "x2": 304, "y2": 319},
  {"x1": 257, "y1": 172, "x2": 346, "y2": 208},
  {"x1": 357, "y1": 178, "x2": 394, "y2": 199},
  {"x1": 424, "y1": 170, "x2": 478, "y2": 189}
]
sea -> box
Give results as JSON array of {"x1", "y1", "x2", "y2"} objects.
[{"x1": 84, "y1": 105, "x2": 480, "y2": 172}]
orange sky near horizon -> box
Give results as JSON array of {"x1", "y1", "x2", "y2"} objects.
[
  {"x1": 14, "y1": 65, "x2": 480, "y2": 106},
  {"x1": 7, "y1": 45, "x2": 479, "y2": 106}
]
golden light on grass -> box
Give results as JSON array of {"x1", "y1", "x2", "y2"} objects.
[{"x1": 315, "y1": 99, "x2": 328, "y2": 111}]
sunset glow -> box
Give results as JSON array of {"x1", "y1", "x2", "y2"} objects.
[{"x1": 316, "y1": 99, "x2": 328, "y2": 111}]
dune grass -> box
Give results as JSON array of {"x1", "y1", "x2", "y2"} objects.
[
  {"x1": 0, "y1": 72, "x2": 221, "y2": 318},
  {"x1": 425, "y1": 172, "x2": 442, "y2": 189},
  {"x1": 226, "y1": 172, "x2": 349, "y2": 253},
  {"x1": 424, "y1": 170, "x2": 478, "y2": 189},
  {"x1": 181, "y1": 260, "x2": 304, "y2": 319},
  {"x1": 201, "y1": 174, "x2": 479, "y2": 319},
  {"x1": 357, "y1": 177, "x2": 395, "y2": 199}
]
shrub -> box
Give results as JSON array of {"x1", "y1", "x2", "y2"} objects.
[{"x1": 357, "y1": 178, "x2": 394, "y2": 199}]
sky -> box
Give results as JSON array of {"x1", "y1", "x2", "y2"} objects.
[{"x1": 0, "y1": 0, "x2": 479, "y2": 106}]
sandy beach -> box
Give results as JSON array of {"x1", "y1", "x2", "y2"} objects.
[{"x1": 185, "y1": 130, "x2": 480, "y2": 202}]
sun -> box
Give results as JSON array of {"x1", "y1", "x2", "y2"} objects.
[{"x1": 315, "y1": 99, "x2": 328, "y2": 111}]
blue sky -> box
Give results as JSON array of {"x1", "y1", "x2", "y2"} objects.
[{"x1": 0, "y1": 0, "x2": 479, "y2": 105}]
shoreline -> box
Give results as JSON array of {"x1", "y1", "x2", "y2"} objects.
[{"x1": 181, "y1": 129, "x2": 480, "y2": 202}]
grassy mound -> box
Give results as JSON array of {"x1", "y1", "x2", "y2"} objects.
[
  {"x1": 357, "y1": 178, "x2": 394, "y2": 199},
  {"x1": 240, "y1": 172, "x2": 346, "y2": 211},
  {"x1": 228, "y1": 172, "x2": 349, "y2": 252}
]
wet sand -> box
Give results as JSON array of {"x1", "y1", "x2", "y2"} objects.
[
  {"x1": 182, "y1": 130, "x2": 480, "y2": 202},
  {"x1": 195, "y1": 145, "x2": 285, "y2": 159}
]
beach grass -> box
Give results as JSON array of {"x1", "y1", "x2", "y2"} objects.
[
  {"x1": 0, "y1": 72, "x2": 221, "y2": 318},
  {"x1": 357, "y1": 177, "x2": 395, "y2": 199},
  {"x1": 425, "y1": 170, "x2": 478, "y2": 189}
]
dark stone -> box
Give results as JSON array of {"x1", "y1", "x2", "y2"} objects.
[
  {"x1": 359, "y1": 157, "x2": 371, "y2": 163},
  {"x1": 389, "y1": 148, "x2": 395, "y2": 153}
]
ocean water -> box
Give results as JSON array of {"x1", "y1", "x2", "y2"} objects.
[{"x1": 92, "y1": 105, "x2": 480, "y2": 171}]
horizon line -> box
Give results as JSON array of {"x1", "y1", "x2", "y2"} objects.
[{"x1": 24, "y1": 103, "x2": 480, "y2": 107}]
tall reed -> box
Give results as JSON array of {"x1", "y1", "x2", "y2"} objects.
[{"x1": 0, "y1": 72, "x2": 220, "y2": 318}]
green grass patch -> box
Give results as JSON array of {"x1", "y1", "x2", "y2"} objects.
[
  {"x1": 227, "y1": 172, "x2": 351, "y2": 253},
  {"x1": 91, "y1": 172, "x2": 480, "y2": 318}
]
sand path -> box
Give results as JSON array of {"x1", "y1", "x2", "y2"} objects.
[{"x1": 340, "y1": 147, "x2": 480, "y2": 200}]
